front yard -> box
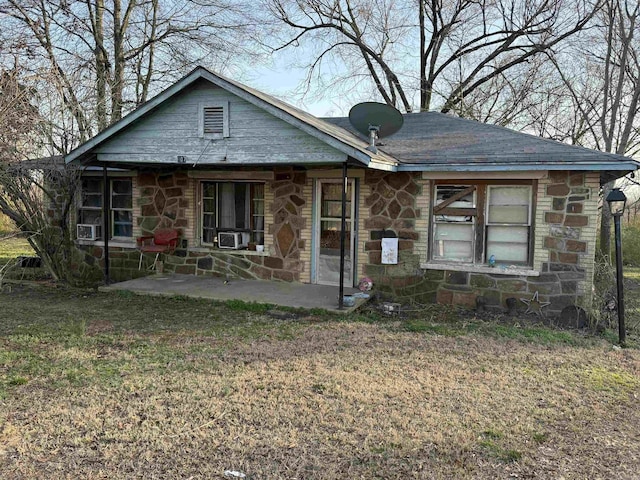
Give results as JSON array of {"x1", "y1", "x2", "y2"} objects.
[{"x1": 1, "y1": 285, "x2": 639, "y2": 479}]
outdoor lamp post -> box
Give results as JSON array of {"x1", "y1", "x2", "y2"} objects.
[{"x1": 606, "y1": 187, "x2": 627, "y2": 346}]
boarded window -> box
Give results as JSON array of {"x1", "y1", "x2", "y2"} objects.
[{"x1": 432, "y1": 185, "x2": 476, "y2": 262}]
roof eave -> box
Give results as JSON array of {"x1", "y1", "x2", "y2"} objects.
[{"x1": 397, "y1": 161, "x2": 639, "y2": 172}]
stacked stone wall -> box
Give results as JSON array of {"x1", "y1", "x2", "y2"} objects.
[
  {"x1": 162, "y1": 250, "x2": 298, "y2": 281},
  {"x1": 74, "y1": 244, "x2": 147, "y2": 285},
  {"x1": 432, "y1": 265, "x2": 587, "y2": 313}
]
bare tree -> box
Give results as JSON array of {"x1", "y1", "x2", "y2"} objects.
[
  {"x1": 0, "y1": 0, "x2": 263, "y2": 149},
  {"x1": 266, "y1": 0, "x2": 600, "y2": 117},
  {"x1": 544, "y1": 0, "x2": 640, "y2": 255},
  {"x1": 0, "y1": 68, "x2": 40, "y2": 162},
  {"x1": 0, "y1": 66, "x2": 83, "y2": 283}
]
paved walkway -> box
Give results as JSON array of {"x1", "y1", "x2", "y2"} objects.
[{"x1": 99, "y1": 274, "x2": 369, "y2": 313}]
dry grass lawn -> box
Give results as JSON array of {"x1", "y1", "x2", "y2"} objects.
[{"x1": 0, "y1": 286, "x2": 639, "y2": 479}]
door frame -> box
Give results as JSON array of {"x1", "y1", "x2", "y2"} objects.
[{"x1": 312, "y1": 178, "x2": 357, "y2": 287}]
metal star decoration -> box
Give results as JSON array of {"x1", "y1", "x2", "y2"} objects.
[{"x1": 521, "y1": 291, "x2": 551, "y2": 317}]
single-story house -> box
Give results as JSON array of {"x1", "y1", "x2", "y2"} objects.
[{"x1": 65, "y1": 66, "x2": 639, "y2": 314}]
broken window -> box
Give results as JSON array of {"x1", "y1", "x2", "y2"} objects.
[{"x1": 431, "y1": 182, "x2": 533, "y2": 265}]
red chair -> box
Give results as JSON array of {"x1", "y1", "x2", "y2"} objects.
[{"x1": 137, "y1": 229, "x2": 180, "y2": 270}]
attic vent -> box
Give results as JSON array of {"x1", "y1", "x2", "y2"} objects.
[
  {"x1": 203, "y1": 106, "x2": 224, "y2": 135},
  {"x1": 200, "y1": 102, "x2": 229, "y2": 138}
]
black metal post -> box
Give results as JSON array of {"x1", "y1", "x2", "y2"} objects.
[
  {"x1": 338, "y1": 162, "x2": 347, "y2": 309},
  {"x1": 613, "y1": 213, "x2": 625, "y2": 346},
  {"x1": 102, "y1": 164, "x2": 111, "y2": 285}
]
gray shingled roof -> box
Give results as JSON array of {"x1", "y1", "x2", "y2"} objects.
[{"x1": 325, "y1": 112, "x2": 639, "y2": 182}]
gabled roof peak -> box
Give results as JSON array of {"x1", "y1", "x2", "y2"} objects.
[{"x1": 65, "y1": 65, "x2": 397, "y2": 169}]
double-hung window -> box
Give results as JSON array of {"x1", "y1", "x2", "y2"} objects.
[
  {"x1": 431, "y1": 182, "x2": 533, "y2": 265},
  {"x1": 78, "y1": 178, "x2": 133, "y2": 240},
  {"x1": 200, "y1": 181, "x2": 265, "y2": 245}
]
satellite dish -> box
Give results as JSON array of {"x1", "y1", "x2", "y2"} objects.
[{"x1": 348, "y1": 102, "x2": 404, "y2": 153}]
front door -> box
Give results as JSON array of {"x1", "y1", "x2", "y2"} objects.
[{"x1": 315, "y1": 179, "x2": 356, "y2": 286}]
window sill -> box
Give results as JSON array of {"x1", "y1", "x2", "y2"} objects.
[
  {"x1": 190, "y1": 247, "x2": 269, "y2": 256},
  {"x1": 76, "y1": 239, "x2": 136, "y2": 248},
  {"x1": 421, "y1": 262, "x2": 539, "y2": 277}
]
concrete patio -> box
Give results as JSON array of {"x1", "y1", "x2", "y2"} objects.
[{"x1": 99, "y1": 274, "x2": 369, "y2": 313}]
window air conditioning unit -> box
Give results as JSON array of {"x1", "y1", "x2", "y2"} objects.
[
  {"x1": 218, "y1": 231, "x2": 249, "y2": 249},
  {"x1": 77, "y1": 224, "x2": 99, "y2": 240}
]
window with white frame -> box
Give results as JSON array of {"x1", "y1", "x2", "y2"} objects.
[
  {"x1": 200, "y1": 101, "x2": 229, "y2": 138},
  {"x1": 431, "y1": 182, "x2": 533, "y2": 265},
  {"x1": 200, "y1": 181, "x2": 264, "y2": 245},
  {"x1": 78, "y1": 178, "x2": 133, "y2": 240}
]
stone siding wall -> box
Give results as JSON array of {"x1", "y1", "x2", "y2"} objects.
[
  {"x1": 74, "y1": 244, "x2": 147, "y2": 284},
  {"x1": 267, "y1": 167, "x2": 308, "y2": 280},
  {"x1": 161, "y1": 167, "x2": 308, "y2": 281},
  {"x1": 75, "y1": 168, "x2": 310, "y2": 284},
  {"x1": 137, "y1": 171, "x2": 190, "y2": 237},
  {"x1": 73, "y1": 168, "x2": 600, "y2": 316},
  {"x1": 361, "y1": 171, "x2": 435, "y2": 302},
  {"x1": 162, "y1": 250, "x2": 297, "y2": 281},
  {"x1": 434, "y1": 171, "x2": 594, "y2": 313},
  {"x1": 361, "y1": 170, "x2": 597, "y2": 315}
]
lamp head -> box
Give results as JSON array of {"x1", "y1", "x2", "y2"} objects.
[{"x1": 606, "y1": 188, "x2": 627, "y2": 216}]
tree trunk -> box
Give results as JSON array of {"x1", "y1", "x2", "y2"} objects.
[
  {"x1": 94, "y1": 0, "x2": 108, "y2": 131},
  {"x1": 111, "y1": 0, "x2": 125, "y2": 122},
  {"x1": 419, "y1": 0, "x2": 427, "y2": 111}
]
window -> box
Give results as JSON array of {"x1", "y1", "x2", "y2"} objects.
[
  {"x1": 79, "y1": 178, "x2": 103, "y2": 234},
  {"x1": 110, "y1": 179, "x2": 133, "y2": 238},
  {"x1": 78, "y1": 178, "x2": 133, "y2": 240},
  {"x1": 431, "y1": 182, "x2": 533, "y2": 265},
  {"x1": 200, "y1": 102, "x2": 229, "y2": 138},
  {"x1": 200, "y1": 181, "x2": 264, "y2": 245}
]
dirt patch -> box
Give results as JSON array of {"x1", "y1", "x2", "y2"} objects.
[{"x1": 86, "y1": 319, "x2": 115, "y2": 335}]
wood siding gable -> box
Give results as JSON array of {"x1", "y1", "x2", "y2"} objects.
[{"x1": 94, "y1": 80, "x2": 347, "y2": 165}]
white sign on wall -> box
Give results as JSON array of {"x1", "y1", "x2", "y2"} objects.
[{"x1": 381, "y1": 237, "x2": 398, "y2": 265}]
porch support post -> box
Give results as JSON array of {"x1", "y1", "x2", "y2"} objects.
[
  {"x1": 338, "y1": 161, "x2": 347, "y2": 309},
  {"x1": 102, "y1": 163, "x2": 111, "y2": 285}
]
